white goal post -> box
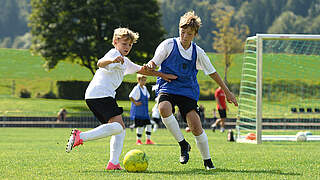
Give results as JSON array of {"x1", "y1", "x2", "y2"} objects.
[{"x1": 236, "y1": 34, "x2": 320, "y2": 144}]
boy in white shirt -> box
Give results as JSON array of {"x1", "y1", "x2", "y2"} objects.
[
  {"x1": 66, "y1": 27, "x2": 176, "y2": 170},
  {"x1": 129, "y1": 74, "x2": 154, "y2": 145}
]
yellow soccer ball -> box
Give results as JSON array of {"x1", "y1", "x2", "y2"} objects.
[{"x1": 123, "y1": 149, "x2": 148, "y2": 172}]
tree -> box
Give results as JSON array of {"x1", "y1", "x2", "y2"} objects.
[
  {"x1": 29, "y1": 0, "x2": 165, "y2": 75},
  {"x1": 212, "y1": 8, "x2": 249, "y2": 85},
  {"x1": 267, "y1": 11, "x2": 307, "y2": 34}
]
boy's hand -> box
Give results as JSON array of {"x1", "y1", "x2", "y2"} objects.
[
  {"x1": 135, "y1": 101, "x2": 142, "y2": 106},
  {"x1": 144, "y1": 61, "x2": 156, "y2": 71},
  {"x1": 226, "y1": 92, "x2": 238, "y2": 107},
  {"x1": 161, "y1": 73, "x2": 177, "y2": 82},
  {"x1": 113, "y1": 56, "x2": 124, "y2": 64}
]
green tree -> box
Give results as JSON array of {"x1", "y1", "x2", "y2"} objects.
[
  {"x1": 212, "y1": 9, "x2": 249, "y2": 85},
  {"x1": 267, "y1": 11, "x2": 307, "y2": 34},
  {"x1": 159, "y1": 0, "x2": 217, "y2": 51},
  {"x1": 29, "y1": 0, "x2": 165, "y2": 75},
  {"x1": 0, "y1": 0, "x2": 30, "y2": 39}
]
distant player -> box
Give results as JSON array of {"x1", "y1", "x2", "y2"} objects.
[
  {"x1": 211, "y1": 87, "x2": 227, "y2": 132},
  {"x1": 129, "y1": 74, "x2": 155, "y2": 145},
  {"x1": 65, "y1": 27, "x2": 176, "y2": 170},
  {"x1": 145, "y1": 11, "x2": 238, "y2": 170}
]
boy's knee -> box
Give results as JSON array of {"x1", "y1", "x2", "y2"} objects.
[{"x1": 158, "y1": 103, "x2": 172, "y2": 118}]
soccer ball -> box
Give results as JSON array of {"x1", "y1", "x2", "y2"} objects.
[
  {"x1": 296, "y1": 132, "x2": 307, "y2": 142},
  {"x1": 123, "y1": 149, "x2": 148, "y2": 172}
]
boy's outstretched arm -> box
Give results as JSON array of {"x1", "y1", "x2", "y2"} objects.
[
  {"x1": 209, "y1": 72, "x2": 238, "y2": 106},
  {"x1": 137, "y1": 66, "x2": 177, "y2": 82}
]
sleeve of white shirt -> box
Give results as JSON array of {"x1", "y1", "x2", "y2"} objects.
[
  {"x1": 98, "y1": 48, "x2": 120, "y2": 62},
  {"x1": 196, "y1": 46, "x2": 216, "y2": 75},
  {"x1": 151, "y1": 38, "x2": 174, "y2": 66},
  {"x1": 129, "y1": 85, "x2": 140, "y2": 101},
  {"x1": 124, "y1": 58, "x2": 142, "y2": 75}
]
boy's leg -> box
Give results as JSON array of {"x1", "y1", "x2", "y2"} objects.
[
  {"x1": 220, "y1": 118, "x2": 225, "y2": 132},
  {"x1": 136, "y1": 126, "x2": 143, "y2": 145},
  {"x1": 66, "y1": 114, "x2": 124, "y2": 153},
  {"x1": 107, "y1": 129, "x2": 126, "y2": 170},
  {"x1": 79, "y1": 122, "x2": 123, "y2": 141},
  {"x1": 145, "y1": 124, "x2": 154, "y2": 144},
  {"x1": 159, "y1": 101, "x2": 190, "y2": 164},
  {"x1": 66, "y1": 121, "x2": 123, "y2": 153},
  {"x1": 187, "y1": 111, "x2": 216, "y2": 170}
]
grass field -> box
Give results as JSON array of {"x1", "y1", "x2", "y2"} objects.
[
  {"x1": 0, "y1": 128, "x2": 319, "y2": 179},
  {"x1": 0, "y1": 48, "x2": 241, "y2": 96}
]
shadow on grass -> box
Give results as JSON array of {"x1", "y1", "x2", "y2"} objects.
[
  {"x1": 151, "y1": 143, "x2": 177, "y2": 147},
  {"x1": 81, "y1": 168, "x2": 301, "y2": 176},
  {"x1": 213, "y1": 168, "x2": 301, "y2": 176}
]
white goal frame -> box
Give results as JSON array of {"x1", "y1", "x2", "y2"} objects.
[{"x1": 237, "y1": 34, "x2": 320, "y2": 144}]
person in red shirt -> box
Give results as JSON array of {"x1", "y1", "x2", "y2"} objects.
[{"x1": 211, "y1": 87, "x2": 227, "y2": 132}]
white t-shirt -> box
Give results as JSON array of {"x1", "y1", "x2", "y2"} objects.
[
  {"x1": 151, "y1": 38, "x2": 216, "y2": 75},
  {"x1": 85, "y1": 48, "x2": 141, "y2": 99},
  {"x1": 128, "y1": 84, "x2": 150, "y2": 101}
]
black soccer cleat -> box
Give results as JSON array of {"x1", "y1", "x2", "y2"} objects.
[
  {"x1": 180, "y1": 143, "x2": 191, "y2": 164},
  {"x1": 204, "y1": 159, "x2": 216, "y2": 170}
]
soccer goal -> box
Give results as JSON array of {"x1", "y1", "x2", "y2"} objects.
[{"x1": 236, "y1": 34, "x2": 320, "y2": 143}]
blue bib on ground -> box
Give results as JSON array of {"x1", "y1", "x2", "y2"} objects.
[
  {"x1": 130, "y1": 86, "x2": 150, "y2": 120},
  {"x1": 156, "y1": 38, "x2": 199, "y2": 100}
]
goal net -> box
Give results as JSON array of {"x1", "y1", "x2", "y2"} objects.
[{"x1": 236, "y1": 34, "x2": 320, "y2": 143}]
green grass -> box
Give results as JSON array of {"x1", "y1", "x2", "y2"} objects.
[
  {"x1": 0, "y1": 48, "x2": 240, "y2": 96},
  {"x1": 0, "y1": 128, "x2": 319, "y2": 179}
]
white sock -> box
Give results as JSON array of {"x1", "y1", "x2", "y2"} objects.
[
  {"x1": 162, "y1": 114, "x2": 184, "y2": 142},
  {"x1": 79, "y1": 122, "x2": 123, "y2": 141},
  {"x1": 195, "y1": 131, "x2": 211, "y2": 160},
  {"x1": 136, "y1": 127, "x2": 143, "y2": 140},
  {"x1": 153, "y1": 124, "x2": 158, "y2": 132},
  {"x1": 145, "y1": 124, "x2": 152, "y2": 139},
  {"x1": 109, "y1": 130, "x2": 126, "y2": 165}
]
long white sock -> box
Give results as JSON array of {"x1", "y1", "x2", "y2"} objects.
[
  {"x1": 136, "y1": 127, "x2": 143, "y2": 140},
  {"x1": 79, "y1": 122, "x2": 123, "y2": 141},
  {"x1": 162, "y1": 114, "x2": 184, "y2": 142},
  {"x1": 195, "y1": 131, "x2": 211, "y2": 160},
  {"x1": 145, "y1": 124, "x2": 152, "y2": 139},
  {"x1": 109, "y1": 130, "x2": 126, "y2": 165}
]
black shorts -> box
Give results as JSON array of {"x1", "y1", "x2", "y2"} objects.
[
  {"x1": 135, "y1": 118, "x2": 151, "y2": 127},
  {"x1": 158, "y1": 93, "x2": 199, "y2": 122},
  {"x1": 152, "y1": 117, "x2": 161, "y2": 125},
  {"x1": 218, "y1": 109, "x2": 227, "y2": 118},
  {"x1": 86, "y1": 97, "x2": 123, "y2": 124}
]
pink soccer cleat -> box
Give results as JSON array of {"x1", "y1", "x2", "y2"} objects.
[
  {"x1": 145, "y1": 139, "x2": 155, "y2": 145},
  {"x1": 66, "y1": 129, "x2": 83, "y2": 153},
  {"x1": 136, "y1": 139, "x2": 143, "y2": 145},
  {"x1": 106, "y1": 162, "x2": 123, "y2": 170}
]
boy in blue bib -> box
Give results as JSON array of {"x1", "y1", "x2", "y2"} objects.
[
  {"x1": 129, "y1": 74, "x2": 155, "y2": 145},
  {"x1": 145, "y1": 11, "x2": 238, "y2": 170}
]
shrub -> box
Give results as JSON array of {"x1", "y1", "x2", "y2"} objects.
[
  {"x1": 42, "y1": 91, "x2": 57, "y2": 99},
  {"x1": 20, "y1": 89, "x2": 31, "y2": 98}
]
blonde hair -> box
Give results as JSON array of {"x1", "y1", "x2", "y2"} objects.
[
  {"x1": 179, "y1": 11, "x2": 202, "y2": 34},
  {"x1": 112, "y1": 28, "x2": 139, "y2": 46},
  {"x1": 137, "y1": 74, "x2": 147, "y2": 80}
]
